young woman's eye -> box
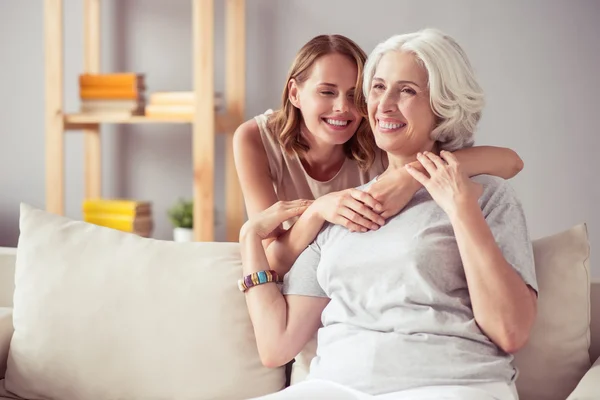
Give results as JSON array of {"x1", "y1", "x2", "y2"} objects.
[
  {"x1": 321, "y1": 91, "x2": 334, "y2": 96},
  {"x1": 372, "y1": 83, "x2": 385, "y2": 90}
]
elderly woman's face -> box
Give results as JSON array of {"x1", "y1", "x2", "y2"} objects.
[{"x1": 367, "y1": 51, "x2": 437, "y2": 156}]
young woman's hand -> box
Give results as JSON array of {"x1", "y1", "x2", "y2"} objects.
[
  {"x1": 311, "y1": 189, "x2": 385, "y2": 233},
  {"x1": 405, "y1": 151, "x2": 483, "y2": 216},
  {"x1": 240, "y1": 199, "x2": 312, "y2": 240},
  {"x1": 366, "y1": 166, "x2": 423, "y2": 219}
]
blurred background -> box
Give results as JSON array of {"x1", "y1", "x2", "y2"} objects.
[{"x1": 0, "y1": 0, "x2": 598, "y2": 276}]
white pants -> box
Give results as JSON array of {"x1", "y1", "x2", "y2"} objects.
[{"x1": 249, "y1": 379, "x2": 518, "y2": 400}]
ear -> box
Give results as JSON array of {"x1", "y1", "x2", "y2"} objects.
[{"x1": 288, "y1": 79, "x2": 301, "y2": 109}]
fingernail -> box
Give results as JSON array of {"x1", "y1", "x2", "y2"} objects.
[
  {"x1": 379, "y1": 219, "x2": 385, "y2": 225},
  {"x1": 372, "y1": 225, "x2": 379, "y2": 230},
  {"x1": 361, "y1": 228, "x2": 367, "y2": 233}
]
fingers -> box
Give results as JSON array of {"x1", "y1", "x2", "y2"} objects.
[
  {"x1": 423, "y1": 151, "x2": 446, "y2": 169},
  {"x1": 343, "y1": 198, "x2": 385, "y2": 228},
  {"x1": 416, "y1": 152, "x2": 437, "y2": 175},
  {"x1": 405, "y1": 163, "x2": 429, "y2": 185},
  {"x1": 282, "y1": 199, "x2": 312, "y2": 216},
  {"x1": 349, "y1": 189, "x2": 383, "y2": 213},
  {"x1": 440, "y1": 150, "x2": 458, "y2": 167},
  {"x1": 270, "y1": 200, "x2": 311, "y2": 219},
  {"x1": 337, "y1": 208, "x2": 374, "y2": 233}
]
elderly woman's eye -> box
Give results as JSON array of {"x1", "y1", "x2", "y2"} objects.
[
  {"x1": 401, "y1": 88, "x2": 416, "y2": 95},
  {"x1": 372, "y1": 83, "x2": 385, "y2": 90}
]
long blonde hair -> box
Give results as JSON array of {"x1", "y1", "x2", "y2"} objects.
[{"x1": 267, "y1": 35, "x2": 377, "y2": 170}]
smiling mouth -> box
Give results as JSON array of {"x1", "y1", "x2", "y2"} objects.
[
  {"x1": 323, "y1": 118, "x2": 351, "y2": 127},
  {"x1": 377, "y1": 119, "x2": 406, "y2": 130}
]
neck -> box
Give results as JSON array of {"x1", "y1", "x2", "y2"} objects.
[
  {"x1": 384, "y1": 142, "x2": 438, "y2": 172},
  {"x1": 386, "y1": 153, "x2": 418, "y2": 170}
]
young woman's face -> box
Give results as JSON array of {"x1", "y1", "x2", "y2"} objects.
[
  {"x1": 289, "y1": 53, "x2": 362, "y2": 147},
  {"x1": 367, "y1": 51, "x2": 437, "y2": 156}
]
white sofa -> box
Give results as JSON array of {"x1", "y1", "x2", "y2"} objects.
[{"x1": 0, "y1": 204, "x2": 599, "y2": 400}]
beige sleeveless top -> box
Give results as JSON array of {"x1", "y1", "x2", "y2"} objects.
[{"x1": 255, "y1": 110, "x2": 385, "y2": 209}]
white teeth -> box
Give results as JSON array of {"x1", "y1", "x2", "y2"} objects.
[
  {"x1": 325, "y1": 118, "x2": 349, "y2": 127},
  {"x1": 379, "y1": 120, "x2": 405, "y2": 130}
]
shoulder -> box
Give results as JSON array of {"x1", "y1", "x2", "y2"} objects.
[
  {"x1": 471, "y1": 174, "x2": 522, "y2": 213},
  {"x1": 355, "y1": 176, "x2": 379, "y2": 192},
  {"x1": 232, "y1": 118, "x2": 271, "y2": 173},
  {"x1": 233, "y1": 118, "x2": 261, "y2": 146}
]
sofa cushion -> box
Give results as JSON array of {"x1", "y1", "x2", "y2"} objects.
[
  {"x1": 0, "y1": 308, "x2": 13, "y2": 380},
  {"x1": 513, "y1": 223, "x2": 591, "y2": 400},
  {"x1": 0, "y1": 248, "x2": 16, "y2": 308},
  {"x1": 290, "y1": 224, "x2": 592, "y2": 400},
  {"x1": 5, "y1": 204, "x2": 285, "y2": 400}
]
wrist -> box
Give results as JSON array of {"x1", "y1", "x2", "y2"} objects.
[
  {"x1": 239, "y1": 222, "x2": 261, "y2": 244},
  {"x1": 448, "y1": 198, "x2": 481, "y2": 223},
  {"x1": 304, "y1": 202, "x2": 325, "y2": 223}
]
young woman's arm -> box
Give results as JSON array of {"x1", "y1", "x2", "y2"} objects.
[
  {"x1": 454, "y1": 145, "x2": 524, "y2": 179},
  {"x1": 368, "y1": 146, "x2": 524, "y2": 219},
  {"x1": 240, "y1": 202, "x2": 329, "y2": 367},
  {"x1": 233, "y1": 119, "x2": 384, "y2": 276}
]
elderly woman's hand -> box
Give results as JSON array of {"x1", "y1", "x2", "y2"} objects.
[{"x1": 405, "y1": 150, "x2": 483, "y2": 216}]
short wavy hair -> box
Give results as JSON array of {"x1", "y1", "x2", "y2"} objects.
[{"x1": 363, "y1": 28, "x2": 485, "y2": 151}]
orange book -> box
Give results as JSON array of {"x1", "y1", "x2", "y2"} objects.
[
  {"x1": 79, "y1": 73, "x2": 144, "y2": 88},
  {"x1": 80, "y1": 88, "x2": 143, "y2": 100}
]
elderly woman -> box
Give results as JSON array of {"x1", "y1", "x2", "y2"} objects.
[{"x1": 240, "y1": 28, "x2": 538, "y2": 400}]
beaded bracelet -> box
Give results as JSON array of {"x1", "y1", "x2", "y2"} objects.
[{"x1": 238, "y1": 270, "x2": 280, "y2": 292}]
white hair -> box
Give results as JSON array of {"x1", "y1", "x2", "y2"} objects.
[{"x1": 363, "y1": 28, "x2": 485, "y2": 151}]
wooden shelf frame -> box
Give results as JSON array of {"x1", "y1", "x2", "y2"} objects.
[{"x1": 44, "y1": 0, "x2": 246, "y2": 242}]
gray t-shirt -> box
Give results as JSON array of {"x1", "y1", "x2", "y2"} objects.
[{"x1": 283, "y1": 174, "x2": 538, "y2": 395}]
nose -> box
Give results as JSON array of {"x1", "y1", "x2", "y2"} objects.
[
  {"x1": 377, "y1": 89, "x2": 398, "y2": 114},
  {"x1": 334, "y1": 95, "x2": 351, "y2": 113}
]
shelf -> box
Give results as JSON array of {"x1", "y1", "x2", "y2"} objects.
[
  {"x1": 46, "y1": 0, "x2": 246, "y2": 242},
  {"x1": 63, "y1": 113, "x2": 236, "y2": 133}
]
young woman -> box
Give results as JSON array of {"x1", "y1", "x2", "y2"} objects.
[{"x1": 233, "y1": 34, "x2": 523, "y2": 276}]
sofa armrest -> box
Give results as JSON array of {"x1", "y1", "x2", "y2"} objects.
[
  {"x1": 0, "y1": 308, "x2": 13, "y2": 379},
  {"x1": 566, "y1": 355, "x2": 600, "y2": 400}
]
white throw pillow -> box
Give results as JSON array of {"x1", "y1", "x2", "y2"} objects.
[
  {"x1": 5, "y1": 203, "x2": 285, "y2": 400},
  {"x1": 513, "y1": 223, "x2": 591, "y2": 400},
  {"x1": 290, "y1": 224, "x2": 593, "y2": 400}
]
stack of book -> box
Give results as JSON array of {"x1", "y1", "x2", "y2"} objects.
[
  {"x1": 145, "y1": 91, "x2": 223, "y2": 119},
  {"x1": 79, "y1": 73, "x2": 146, "y2": 116},
  {"x1": 82, "y1": 199, "x2": 153, "y2": 237}
]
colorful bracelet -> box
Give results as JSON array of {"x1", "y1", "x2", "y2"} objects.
[{"x1": 238, "y1": 270, "x2": 280, "y2": 292}]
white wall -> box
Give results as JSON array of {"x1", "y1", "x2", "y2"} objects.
[{"x1": 1, "y1": 0, "x2": 598, "y2": 276}]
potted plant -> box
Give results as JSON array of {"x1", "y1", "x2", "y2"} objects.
[{"x1": 167, "y1": 198, "x2": 193, "y2": 242}]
